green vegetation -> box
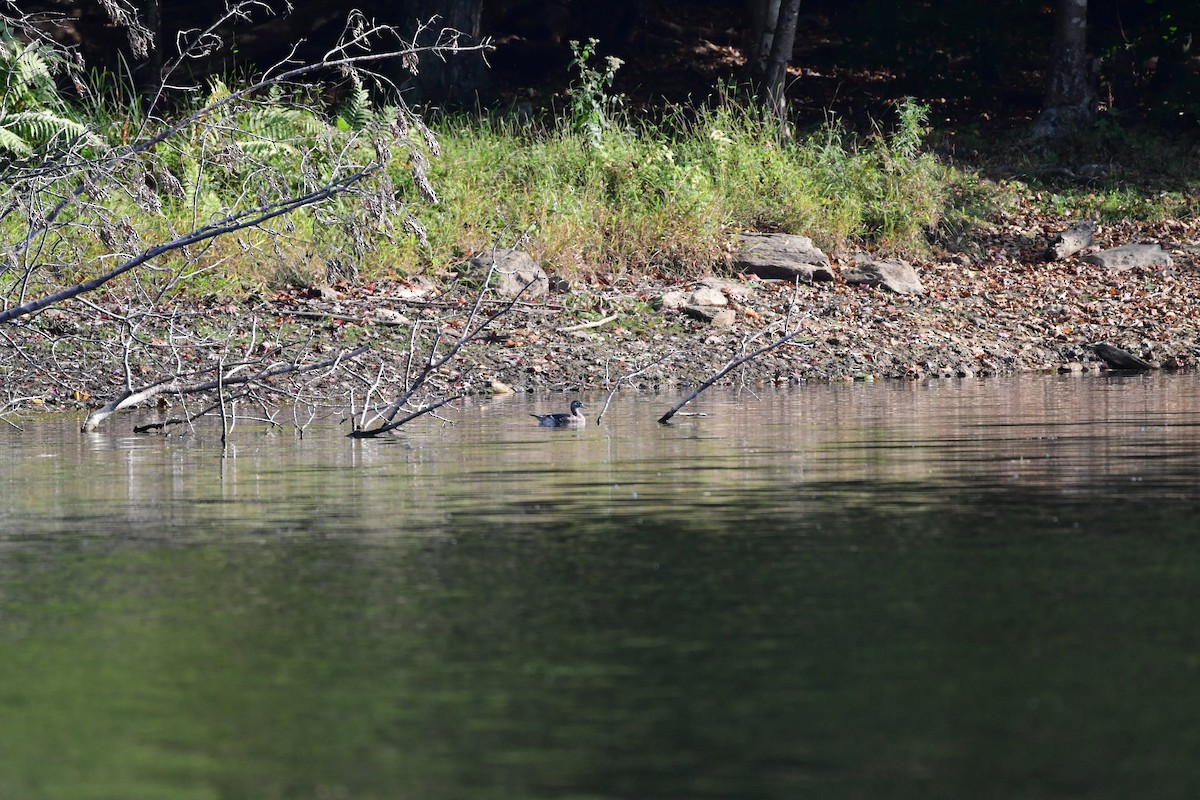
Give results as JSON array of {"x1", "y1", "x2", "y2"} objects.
[
  {"x1": 415, "y1": 94, "x2": 950, "y2": 276},
  {"x1": 0, "y1": 24, "x2": 99, "y2": 158},
  {"x1": 2, "y1": 35, "x2": 1196, "y2": 305}
]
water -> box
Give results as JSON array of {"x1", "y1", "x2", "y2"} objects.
[{"x1": 2, "y1": 375, "x2": 1200, "y2": 799}]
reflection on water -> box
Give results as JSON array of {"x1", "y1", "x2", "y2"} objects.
[{"x1": 2, "y1": 374, "x2": 1200, "y2": 799}]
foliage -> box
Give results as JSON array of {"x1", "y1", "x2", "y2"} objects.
[
  {"x1": 390, "y1": 96, "x2": 953, "y2": 277},
  {"x1": 0, "y1": 25, "x2": 98, "y2": 158},
  {"x1": 566, "y1": 38, "x2": 626, "y2": 148}
]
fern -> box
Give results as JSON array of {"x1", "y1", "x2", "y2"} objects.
[
  {"x1": 0, "y1": 37, "x2": 57, "y2": 112},
  {"x1": 0, "y1": 124, "x2": 30, "y2": 156},
  {"x1": 239, "y1": 106, "x2": 327, "y2": 142},
  {"x1": 0, "y1": 27, "x2": 99, "y2": 158},
  {"x1": 335, "y1": 77, "x2": 372, "y2": 131}
]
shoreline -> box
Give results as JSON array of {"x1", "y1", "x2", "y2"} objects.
[{"x1": 5, "y1": 238, "x2": 1197, "y2": 420}]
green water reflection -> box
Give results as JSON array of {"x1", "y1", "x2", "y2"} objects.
[{"x1": 2, "y1": 377, "x2": 1200, "y2": 799}]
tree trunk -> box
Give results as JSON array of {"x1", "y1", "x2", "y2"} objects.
[
  {"x1": 1033, "y1": 0, "x2": 1093, "y2": 138},
  {"x1": 759, "y1": 0, "x2": 802, "y2": 126},
  {"x1": 140, "y1": 0, "x2": 162, "y2": 95},
  {"x1": 403, "y1": 0, "x2": 490, "y2": 107},
  {"x1": 749, "y1": 0, "x2": 782, "y2": 80}
]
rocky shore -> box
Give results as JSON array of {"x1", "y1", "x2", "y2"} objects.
[
  {"x1": 5, "y1": 214, "x2": 1198, "y2": 417},
  {"x1": 275, "y1": 218, "x2": 1199, "y2": 396}
]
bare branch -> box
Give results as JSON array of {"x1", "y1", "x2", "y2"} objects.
[
  {"x1": 83, "y1": 344, "x2": 369, "y2": 433},
  {"x1": 0, "y1": 167, "x2": 378, "y2": 324},
  {"x1": 658, "y1": 331, "x2": 812, "y2": 425},
  {"x1": 348, "y1": 393, "x2": 464, "y2": 438}
]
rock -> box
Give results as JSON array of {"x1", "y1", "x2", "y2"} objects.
[
  {"x1": 683, "y1": 305, "x2": 736, "y2": 327},
  {"x1": 370, "y1": 308, "x2": 410, "y2": 325},
  {"x1": 1083, "y1": 244, "x2": 1172, "y2": 272},
  {"x1": 659, "y1": 290, "x2": 690, "y2": 310},
  {"x1": 467, "y1": 249, "x2": 549, "y2": 299},
  {"x1": 1046, "y1": 220, "x2": 1095, "y2": 260},
  {"x1": 1058, "y1": 362, "x2": 1084, "y2": 374},
  {"x1": 698, "y1": 277, "x2": 757, "y2": 302},
  {"x1": 1091, "y1": 343, "x2": 1154, "y2": 371},
  {"x1": 734, "y1": 233, "x2": 835, "y2": 282},
  {"x1": 392, "y1": 276, "x2": 435, "y2": 299},
  {"x1": 688, "y1": 286, "x2": 728, "y2": 306},
  {"x1": 842, "y1": 259, "x2": 924, "y2": 295}
]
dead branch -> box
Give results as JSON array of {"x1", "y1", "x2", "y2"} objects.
[
  {"x1": 657, "y1": 330, "x2": 812, "y2": 425},
  {"x1": 596, "y1": 354, "x2": 669, "y2": 425},
  {"x1": 0, "y1": 169, "x2": 378, "y2": 324},
  {"x1": 0, "y1": 6, "x2": 493, "y2": 426},
  {"x1": 350, "y1": 253, "x2": 536, "y2": 438},
  {"x1": 557, "y1": 313, "x2": 618, "y2": 333},
  {"x1": 348, "y1": 393, "x2": 464, "y2": 438},
  {"x1": 83, "y1": 344, "x2": 369, "y2": 432},
  {"x1": 658, "y1": 278, "x2": 811, "y2": 424}
]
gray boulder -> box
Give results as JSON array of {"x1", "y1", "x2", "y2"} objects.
[
  {"x1": 1046, "y1": 220, "x2": 1095, "y2": 260},
  {"x1": 842, "y1": 258, "x2": 924, "y2": 295},
  {"x1": 734, "y1": 233, "x2": 835, "y2": 282},
  {"x1": 688, "y1": 286, "x2": 728, "y2": 306},
  {"x1": 659, "y1": 290, "x2": 690, "y2": 310},
  {"x1": 683, "y1": 305, "x2": 736, "y2": 327},
  {"x1": 698, "y1": 277, "x2": 757, "y2": 302},
  {"x1": 467, "y1": 249, "x2": 549, "y2": 299},
  {"x1": 1083, "y1": 244, "x2": 1172, "y2": 272}
]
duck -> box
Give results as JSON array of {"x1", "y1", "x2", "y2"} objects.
[{"x1": 530, "y1": 399, "x2": 587, "y2": 427}]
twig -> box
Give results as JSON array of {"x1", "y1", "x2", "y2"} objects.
[
  {"x1": 596, "y1": 354, "x2": 669, "y2": 425},
  {"x1": 557, "y1": 314, "x2": 618, "y2": 333},
  {"x1": 83, "y1": 344, "x2": 369, "y2": 432},
  {"x1": 218, "y1": 355, "x2": 232, "y2": 446},
  {"x1": 657, "y1": 331, "x2": 812, "y2": 425},
  {"x1": 348, "y1": 394, "x2": 463, "y2": 438},
  {"x1": 352, "y1": 249, "x2": 536, "y2": 437}
]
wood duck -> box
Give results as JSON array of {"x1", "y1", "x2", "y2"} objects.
[{"x1": 530, "y1": 400, "x2": 587, "y2": 427}]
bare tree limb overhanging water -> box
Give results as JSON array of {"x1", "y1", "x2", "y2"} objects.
[{"x1": 0, "y1": 3, "x2": 495, "y2": 433}]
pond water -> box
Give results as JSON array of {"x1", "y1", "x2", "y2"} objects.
[{"x1": 2, "y1": 374, "x2": 1200, "y2": 799}]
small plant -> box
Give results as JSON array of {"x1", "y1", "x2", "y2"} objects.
[
  {"x1": 0, "y1": 24, "x2": 98, "y2": 157},
  {"x1": 566, "y1": 38, "x2": 625, "y2": 147},
  {"x1": 888, "y1": 97, "x2": 929, "y2": 162}
]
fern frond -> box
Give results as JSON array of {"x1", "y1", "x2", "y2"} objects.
[
  {"x1": 335, "y1": 77, "x2": 372, "y2": 131},
  {"x1": 0, "y1": 124, "x2": 31, "y2": 156},
  {"x1": 240, "y1": 139, "x2": 301, "y2": 159},
  {"x1": 238, "y1": 106, "x2": 327, "y2": 142},
  {"x1": 4, "y1": 109, "x2": 98, "y2": 150},
  {"x1": 205, "y1": 77, "x2": 232, "y2": 106}
]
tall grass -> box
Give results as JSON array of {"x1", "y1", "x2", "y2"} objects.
[
  {"x1": 399, "y1": 97, "x2": 951, "y2": 277},
  {"x1": 1, "y1": 47, "x2": 959, "y2": 300}
]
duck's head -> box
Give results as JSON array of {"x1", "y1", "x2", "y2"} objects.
[{"x1": 570, "y1": 400, "x2": 586, "y2": 414}]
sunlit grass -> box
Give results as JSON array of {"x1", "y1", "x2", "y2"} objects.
[{"x1": 0, "y1": 93, "x2": 972, "y2": 298}]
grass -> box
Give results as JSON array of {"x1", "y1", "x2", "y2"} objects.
[
  {"x1": 0, "y1": 48, "x2": 964, "y2": 304},
  {"x1": 391, "y1": 97, "x2": 953, "y2": 278},
  {"x1": 939, "y1": 116, "x2": 1200, "y2": 223},
  {"x1": 5, "y1": 52, "x2": 1197, "y2": 309}
]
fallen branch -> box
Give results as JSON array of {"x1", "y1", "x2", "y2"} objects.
[
  {"x1": 1, "y1": 170, "x2": 379, "y2": 324},
  {"x1": 351, "y1": 244, "x2": 536, "y2": 437},
  {"x1": 557, "y1": 313, "x2": 618, "y2": 333},
  {"x1": 657, "y1": 330, "x2": 811, "y2": 425},
  {"x1": 596, "y1": 353, "x2": 669, "y2": 425},
  {"x1": 83, "y1": 344, "x2": 369, "y2": 432},
  {"x1": 348, "y1": 393, "x2": 463, "y2": 438}
]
